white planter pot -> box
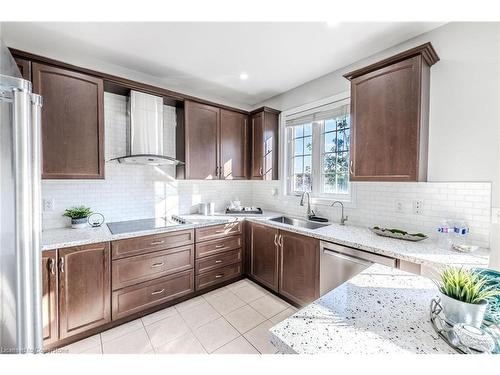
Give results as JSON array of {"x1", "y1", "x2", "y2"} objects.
[
  {"x1": 71, "y1": 217, "x2": 88, "y2": 229},
  {"x1": 439, "y1": 292, "x2": 487, "y2": 328}
]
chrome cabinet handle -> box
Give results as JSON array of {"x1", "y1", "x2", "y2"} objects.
[
  {"x1": 215, "y1": 244, "x2": 225, "y2": 249},
  {"x1": 48, "y1": 258, "x2": 56, "y2": 275},
  {"x1": 278, "y1": 234, "x2": 283, "y2": 247},
  {"x1": 259, "y1": 167, "x2": 263, "y2": 176},
  {"x1": 151, "y1": 289, "x2": 165, "y2": 295},
  {"x1": 215, "y1": 274, "x2": 224, "y2": 279},
  {"x1": 151, "y1": 262, "x2": 164, "y2": 268},
  {"x1": 274, "y1": 233, "x2": 278, "y2": 247},
  {"x1": 59, "y1": 257, "x2": 65, "y2": 273},
  {"x1": 215, "y1": 260, "x2": 223, "y2": 264},
  {"x1": 349, "y1": 160, "x2": 354, "y2": 175},
  {"x1": 151, "y1": 240, "x2": 165, "y2": 245},
  {"x1": 215, "y1": 230, "x2": 225, "y2": 234}
]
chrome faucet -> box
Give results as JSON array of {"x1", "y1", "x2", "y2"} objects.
[
  {"x1": 300, "y1": 192, "x2": 315, "y2": 219},
  {"x1": 331, "y1": 201, "x2": 348, "y2": 225}
]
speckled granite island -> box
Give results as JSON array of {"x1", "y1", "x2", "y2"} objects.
[{"x1": 269, "y1": 264, "x2": 457, "y2": 354}]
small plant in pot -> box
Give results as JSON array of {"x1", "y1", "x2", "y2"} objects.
[
  {"x1": 63, "y1": 206, "x2": 92, "y2": 229},
  {"x1": 436, "y1": 267, "x2": 500, "y2": 327}
]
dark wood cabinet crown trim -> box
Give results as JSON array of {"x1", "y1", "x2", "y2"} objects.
[
  {"x1": 343, "y1": 42, "x2": 439, "y2": 80},
  {"x1": 9, "y1": 48, "x2": 261, "y2": 116}
]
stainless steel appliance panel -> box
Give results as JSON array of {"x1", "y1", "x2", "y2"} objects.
[{"x1": 320, "y1": 241, "x2": 397, "y2": 296}]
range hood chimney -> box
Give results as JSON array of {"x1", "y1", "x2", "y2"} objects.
[{"x1": 111, "y1": 90, "x2": 184, "y2": 166}]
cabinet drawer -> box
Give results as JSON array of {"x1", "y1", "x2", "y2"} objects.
[
  {"x1": 112, "y1": 229, "x2": 194, "y2": 259},
  {"x1": 195, "y1": 248, "x2": 242, "y2": 275},
  {"x1": 195, "y1": 263, "x2": 242, "y2": 291},
  {"x1": 195, "y1": 235, "x2": 242, "y2": 259},
  {"x1": 112, "y1": 244, "x2": 194, "y2": 290},
  {"x1": 195, "y1": 222, "x2": 242, "y2": 242},
  {"x1": 112, "y1": 270, "x2": 194, "y2": 320}
]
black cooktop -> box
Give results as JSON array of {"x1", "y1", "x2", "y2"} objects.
[{"x1": 106, "y1": 217, "x2": 187, "y2": 235}]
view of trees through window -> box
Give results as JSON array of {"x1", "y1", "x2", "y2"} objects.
[{"x1": 289, "y1": 111, "x2": 350, "y2": 196}]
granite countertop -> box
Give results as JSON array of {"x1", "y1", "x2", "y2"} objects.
[
  {"x1": 269, "y1": 264, "x2": 457, "y2": 354},
  {"x1": 42, "y1": 210, "x2": 489, "y2": 269},
  {"x1": 40, "y1": 210, "x2": 281, "y2": 251}
]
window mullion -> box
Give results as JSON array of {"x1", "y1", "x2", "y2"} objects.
[{"x1": 311, "y1": 122, "x2": 322, "y2": 197}]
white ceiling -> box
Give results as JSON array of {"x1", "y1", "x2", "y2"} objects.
[{"x1": 2, "y1": 22, "x2": 443, "y2": 108}]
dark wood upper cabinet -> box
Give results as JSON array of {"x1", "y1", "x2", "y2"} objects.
[
  {"x1": 183, "y1": 100, "x2": 220, "y2": 179},
  {"x1": 41, "y1": 250, "x2": 58, "y2": 346},
  {"x1": 279, "y1": 230, "x2": 319, "y2": 306},
  {"x1": 14, "y1": 57, "x2": 31, "y2": 81},
  {"x1": 32, "y1": 62, "x2": 104, "y2": 179},
  {"x1": 58, "y1": 243, "x2": 111, "y2": 339},
  {"x1": 220, "y1": 109, "x2": 249, "y2": 179},
  {"x1": 248, "y1": 222, "x2": 279, "y2": 292},
  {"x1": 251, "y1": 108, "x2": 279, "y2": 180},
  {"x1": 344, "y1": 43, "x2": 439, "y2": 182}
]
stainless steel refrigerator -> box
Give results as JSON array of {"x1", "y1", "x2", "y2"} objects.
[{"x1": 0, "y1": 40, "x2": 43, "y2": 353}]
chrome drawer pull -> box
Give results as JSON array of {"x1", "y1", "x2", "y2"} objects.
[
  {"x1": 215, "y1": 230, "x2": 226, "y2": 233},
  {"x1": 215, "y1": 274, "x2": 224, "y2": 279},
  {"x1": 215, "y1": 244, "x2": 225, "y2": 249},
  {"x1": 215, "y1": 260, "x2": 223, "y2": 264},
  {"x1": 151, "y1": 262, "x2": 164, "y2": 268},
  {"x1": 151, "y1": 289, "x2": 165, "y2": 295},
  {"x1": 151, "y1": 240, "x2": 165, "y2": 245}
]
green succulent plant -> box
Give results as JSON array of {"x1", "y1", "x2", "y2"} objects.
[
  {"x1": 63, "y1": 206, "x2": 92, "y2": 219},
  {"x1": 437, "y1": 267, "x2": 500, "y2": 305}
]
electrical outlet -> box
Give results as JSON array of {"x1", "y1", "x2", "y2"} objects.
[
  {"x1": 394, "y1": 200, "x2": 404, "y2": 212},
  {"x1": 492, "y1": 207, "x2": 500, "y2": 224},
  {"x1": 413, "y1": 200, "x2": 423, "y2": 215},
  {"x1": 43, "y1": 198, "x2": 54, "y2": 212}
]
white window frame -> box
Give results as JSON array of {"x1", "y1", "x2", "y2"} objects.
[{"x1": 279, "y1": 91, "x2": 355, "y2": 205}]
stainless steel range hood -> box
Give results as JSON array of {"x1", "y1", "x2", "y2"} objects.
[{"x1": 110, "y1": 90, "x2": 183, "y2": 166}]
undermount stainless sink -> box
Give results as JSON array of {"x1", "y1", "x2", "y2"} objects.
[{"x1": 269, "y1": 216, "x2": 329, "y2": 230}]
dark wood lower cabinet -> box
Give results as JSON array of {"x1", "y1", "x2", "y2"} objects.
[
  {"x1": 248, "y1": 222, "x2": 279, "y2": 292},
  {"x1": 41, "y1": 250, "x2": 58, "y2": 346},
  {"x1": 58, "y1": 243, "x2": 111, "y2": 339},
  {"x1": 112, "y1": 269, "x2": 194, "y2": 320},
  {"x1": 279, "y1": 230, "x2": 320, "y2": 306}
]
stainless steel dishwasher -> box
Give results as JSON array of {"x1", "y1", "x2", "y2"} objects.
[{"x1": 320, "y1": 241, "x2": 397, "y2": 296}]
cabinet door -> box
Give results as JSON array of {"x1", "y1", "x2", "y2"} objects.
[
  {"x1": 249, "y1": 222, "x2": 279, "y2": 291},
  {"x1": 184, "y1": 100, "x2": 220, "y2": 179},
  {"x1": 58, "y1": 243, "x2": 111, "y2": 339},
  {"x1": 263, "y1": 111, "x2": 279, "y2": 180},
  {"x1": 41, "y1": 250, "x2": 58, "y2": 346},
  {"x1": 14, "y1": 57, "x2": 31, "y2": 81},
  {"x1": 279, "y1": 230, "x2": 319, "y2": 306},
  {"x1": 349, "y1": 56, "x2": 421, "y2": 181},
  {"x1": 251, "y1": 112, "x2": 264, "y2": 179},
  {"x1": 220, "y1": 109, "x2": 249, "y2": 179},
  {"x1": 32, "y1": 63, "x2": 104, "y2": 179}
]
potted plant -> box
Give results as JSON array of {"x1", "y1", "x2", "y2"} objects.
[
  {"x1": 63, "y1": 206, "x2": 92, "y2": 229},
  {"x1": 436, "y1": 267, "x2": 500, "y2": 327}
]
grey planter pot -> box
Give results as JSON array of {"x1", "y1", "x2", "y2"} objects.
[
  {"x1": 439, "y1": 292, "x2": 487, "y2": 328},
  {"x1": 71, "y1": 217, "x2": 88, "y2": 229}
]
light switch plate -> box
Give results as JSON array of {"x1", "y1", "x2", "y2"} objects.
[{"x1": 413, "y1": 200, "x2": 423, "y2": 215}]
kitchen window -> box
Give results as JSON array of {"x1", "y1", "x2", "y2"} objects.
[{"x1": 284, "y1": 97, "x2": 351, "y2": 200}]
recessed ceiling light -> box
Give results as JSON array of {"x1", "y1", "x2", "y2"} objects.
[
  {"x1": 239, "y1": 72, "x2": 249, "y2": 80},
  {"x1": 326, "y1": 21, "x2": 340, "y2": 28}
]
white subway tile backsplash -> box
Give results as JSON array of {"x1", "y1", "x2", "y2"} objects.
[{"x1": 251, "y1": 180, "x2": 491, "y2": 248}]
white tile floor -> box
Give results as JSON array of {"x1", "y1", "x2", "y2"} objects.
[{"x1": 52, "y1": 278, "x2": 297, "y2": 354}]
